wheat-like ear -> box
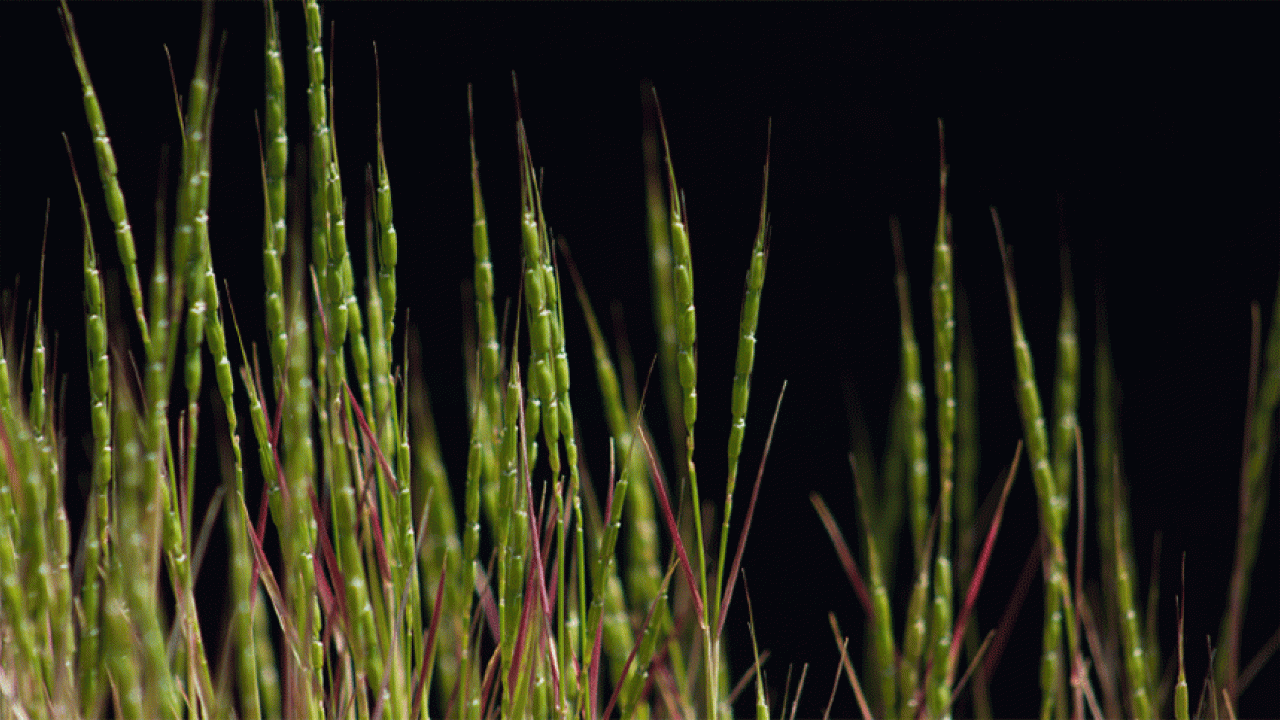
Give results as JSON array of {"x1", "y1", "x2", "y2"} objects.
[
  {"x1": 926, "y1": 118, "x2": 957, "y2": 719},
  {"x1": 59, "y1": 2, "x2": 151, "y2": 353},
  {"x1": 715, "y1": 121, "x2": 772, "y2": 643},
  {"x1": 993, "y1": 206, "x2": 1088, "y2": 720}
]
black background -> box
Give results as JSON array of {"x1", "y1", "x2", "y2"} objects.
[{"x1": 1, "y1": 3, "x2": 1277, "y2": 718}]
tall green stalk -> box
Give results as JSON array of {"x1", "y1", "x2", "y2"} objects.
[{"x1": 992, "y1": 208, "x2": 1085, "y2": 720}]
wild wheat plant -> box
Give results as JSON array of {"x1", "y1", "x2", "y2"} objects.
[
  {"x1": 2, "y1": 2, "x2": 779, "y2": 718},
  {"x1": 0, "y1": 3, "x2": 1274, "y2": 720}
]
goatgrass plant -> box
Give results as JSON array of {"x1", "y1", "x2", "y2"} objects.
[{"x1": 0, "y1": 3, "x2": 1275, "y2": 719}]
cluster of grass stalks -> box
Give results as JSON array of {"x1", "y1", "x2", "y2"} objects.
[
  {"x1": 808, "y1": 130, "x2": 1279, "y2": 719},
  {"x1": 0, "y1": 2, "x2": 1274, "y2": 719}
]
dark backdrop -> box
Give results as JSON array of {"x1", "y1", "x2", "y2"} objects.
[{"x1": 1, "y1": 3, "x2": 1277, "y2": 718}]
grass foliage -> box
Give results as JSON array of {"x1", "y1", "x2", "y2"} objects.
[{"x1": 0, "y1": 3, "x2": 1274, "y2": 719}]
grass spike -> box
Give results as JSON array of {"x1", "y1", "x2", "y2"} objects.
[
  {"x1": 58, "y1": 2, "x2": 151, "y2": 352},
  {"x1": 891, "y1": 216, "x2": 930, "y2": 563},
  {"x1": 992, "y1": 206, "x2": 1083, "y2": 720},
  {"x1": 716, "y1": 121, "x2": 771, "y2": 635},
  {"x1": 927, "y1": 119, "x2": 956, "y2": 720}
]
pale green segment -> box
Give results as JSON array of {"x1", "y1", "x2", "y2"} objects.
[
  {"x1": 1040, "y1": 568, "x2": 1065, "y2": 720},
  {"x1": 891, "y1": 216, "x2": 930, "y2": 560},
  {"x1": 992, "y1": 209, "x2": 1082, "y2": 720},
  {"x1": 263, "y1": 0, "x2": 288, "y2": 380},
  {"x1": 1174, "y1": 678, "x2": 1189, "y2": 720},
  {"x1": 171, "y1": 1, "x2": 213, "y2": 322},
  {"x1": 347, "y1": 254, "x2": 374, "y2": 440},
  {"x1": 59, "y1": 2, "x2": 151, "y2": 350},
  {"x1": 1050, "y1": 246, "x2": 1079, "y2": 516},
  {"x1": 254, "y1": 587, "x2": 282, "y2": 720},
  {"x1": 900, "y1": 544, "x2": 932, "y2": 719}
]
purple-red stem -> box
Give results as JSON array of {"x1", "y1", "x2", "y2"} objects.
[
  {"x1": 638, "y1": 429, "x2": 705, "y2": 623},
  {"x1": 948, "y1": 442, "x2": 1021, "y2": 679}
]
